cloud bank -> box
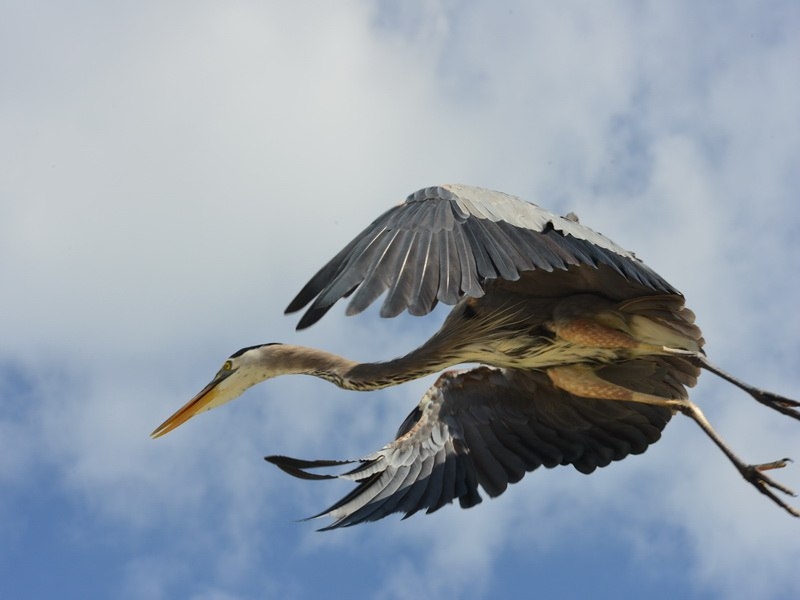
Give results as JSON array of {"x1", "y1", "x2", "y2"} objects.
[{"x1": 2, "y1": 2, "x2": 799, "y2": 599}]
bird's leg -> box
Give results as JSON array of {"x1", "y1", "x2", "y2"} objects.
[
  {"x1": 546, "y1": 364, "x2": 800, "y2": 517},
  {"x1": 548, "y1": 309, "x2": 800, "y2": 421},
  {"x1": 685, "y1": 352, "x2": 800, "y2": 420},
  {"x1": 675, "y1": 401, "x2": 799, "y2": 517},
  {"x1": 546, "y1": 364, "x2": 682, "y2": 407},
  {"x1": 547, "y1": 316, "x2": 639, "y2": 349}
]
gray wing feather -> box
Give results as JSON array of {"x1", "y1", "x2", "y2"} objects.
[
  {"x1": 381, "y1": 230, "x2": 422, "y2": 318},
  {"x1": 462, "y1": 420, "x2": 509, "y2": 497},
  {"x1": 286, "y1": 185, "x2": 677, "y2": 329},
  {"x1": 472, "y1": 218, "x2": 523, "y2": 280},
  {"x1": 451, "y1": 224, "x2": 482, "y2": 297},
  {"x1": 415, "y1": 228, "x2": 440, "y2": 313},
  {"x1": 266, "y1": 364, "x2": 674, "y2": 529}
]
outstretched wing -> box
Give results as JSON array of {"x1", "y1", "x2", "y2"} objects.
[
  {"x1": 266, "y1": 362, "x2": 685, "y2": 530},
  {"x1": 285, "y1": 184, "x2": 678, "y2": 329}
]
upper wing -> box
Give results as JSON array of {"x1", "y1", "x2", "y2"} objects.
[
  {"x1": 286, "y1": 184, "x2": 678, "y2": 329},
  {"x1": 266, "y1": 363, "x2": 678, "y2": 530}
]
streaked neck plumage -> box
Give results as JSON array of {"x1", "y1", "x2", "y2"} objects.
[{"x1": 245, "y1": 343, "x2": 453, "y2": 392}]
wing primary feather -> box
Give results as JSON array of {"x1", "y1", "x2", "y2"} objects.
[
  {"x1": 461, "y1": 218, "x2": 499, "y2": 280},
  {"x1": 437, "y1": 228, "x2": 461, "y2": 304},
  {"x1": 346, "y1": 229, "x2": 407, "y2": 316},
  {"x1": 461, "y1": 421, "x2": 508, "y2": 497},
  {"x1": 391, "y1": 458, "x2": 441, "y2": 521},
  {"x1": 486, "y1": 418, "x2": 545, "y2": 476},
  {"x1": 514, "y1": 419, "x2": 572, "y2": 467},
  {"x1": 311, "y1": 229, "x2": 392, "y2": 310},
  {"x1": 332, "y1": 464, "x2": 413, "y2": 526},
  {"x1": 429, "y1": 440, "x2": 459, "y2": 512},
  {"x1": 479, "y1": 218, "x2": 535, "y2": 274},
  {"x1": 397, "y1": 453, "x2": 438, "y2": 519},
  {"x1": 294, "y1": 229, "x2": 393, "y2": 328},
  {"x1": 456, "y1": 447, "x2": 483, "y2": 509},
  {"x1": 469, "y1": 218, "x2": 520, "y2": 281},
  {"x1": 480, "y1": 420, "x2": 527, "y2": 484},
  {"x1": 367, "y1": 459, "x2": 425, "y2": 520},
  {"x1": 284, "y1": 229, "x2": 372, "y2": 315},
  {"x1": 380, "y1": 230, "x2": 421, "y2": 318},
  {"x1": 286, "y1": 201, "x2": 404, "y2": 316},
  {"x1": 497, "y1": 221, "x2": 562, "y2": 271},
  {"x1": 264, "y1": 455, "x2": 354, "y2": 480},
  {"x1": 408, "y1": 229, "x2": 440, "y2": 315},
  {"x1": 450, "y1": 224, "x2": 482, "y2": 297},
  {"x1": 418, "y1": 449, "x2": 446, "y2": 514},
  {"x1": 312, "y1": 469, "x2": 391, "y2": 529}
]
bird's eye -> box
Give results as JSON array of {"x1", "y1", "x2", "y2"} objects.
[{"x1": 223, "y1": 360, "x2": 233, "y2": 371}]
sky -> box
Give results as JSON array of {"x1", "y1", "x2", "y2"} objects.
[{"x1": 2, "y1": 1, "x2": 800, "y2": 599}]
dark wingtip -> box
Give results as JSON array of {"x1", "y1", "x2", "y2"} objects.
[
  {"x1": 294, "y1": 307, "x2": 328, "y2": 330},
  {"x1": 283, "y1": 288, "x2": 313, "y2": 315},
  {"x1": 284, "y1": 294, "x2": 307, "y2": 316},
  {"x1": 265, "y1": 455, "x2": 353, "y2": 480}
]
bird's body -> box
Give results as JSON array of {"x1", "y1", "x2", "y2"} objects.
[{"x1": 153, "y1": 184, "x2": 800, "y2": 528}]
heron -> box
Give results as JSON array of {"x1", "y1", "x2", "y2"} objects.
[{"x1": 152, "y1": 184, "x2": 799, "y2": 529}]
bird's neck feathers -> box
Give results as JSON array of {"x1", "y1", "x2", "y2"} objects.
[
  {"x1": 249, "y1": 343, "x2": 449, "y2": 392},
  {"x1": 247, "y1": 344, "x2": 356, "y2": 383}
]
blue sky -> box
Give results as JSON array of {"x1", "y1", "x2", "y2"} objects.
[{"x1": 2, "y1": 1, "x2": 800, "y2": 599}]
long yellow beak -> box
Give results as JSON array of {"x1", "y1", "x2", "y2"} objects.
[{"x1": 151, "y1": 372, "x2": 229, "y2": 438}]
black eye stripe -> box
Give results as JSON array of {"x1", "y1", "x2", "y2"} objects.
[{"x1": 229, "y1": 342, "x2": 282, "y2": 359}]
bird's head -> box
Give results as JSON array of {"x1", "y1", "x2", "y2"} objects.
[{"x1": 151, "y1": 343, "x2": 285, "y2": 438}]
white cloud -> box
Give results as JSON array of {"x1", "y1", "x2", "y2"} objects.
[{"x1": 2, "y1": 1, "x2": 799, "y2": 599}]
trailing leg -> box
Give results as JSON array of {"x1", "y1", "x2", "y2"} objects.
[
  {"x1": 546, "y1": 363, "x2": 799, "y2": 517},
  {"x1": 676, "y1": 400, "x2": 798, "y2": 517},
  {"x1": 693, "y1": 353, "x2": 800, "y2": 420}
]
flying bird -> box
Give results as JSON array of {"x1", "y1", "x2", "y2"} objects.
[{"x1": 152, "y1": 184, "x2": 799, "y2": 529}]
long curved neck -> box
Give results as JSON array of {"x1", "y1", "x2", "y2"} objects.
[
  {"x1": 271, "y1": 343, "x2": 453, "y2": 391},
  {"x1": 345, "y1": 349, "x2": 454, "y2": 390}
]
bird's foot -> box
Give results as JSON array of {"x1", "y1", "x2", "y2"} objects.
[
  {"x1": 741, "y1": 459, "x2": 800, "y2": 517},
  {"x1": 752, "y1": 391, "x2": 800, "y2": 421},
  {"x1": 683, "y1": 354, "x2": 800, "y2": 421}
]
